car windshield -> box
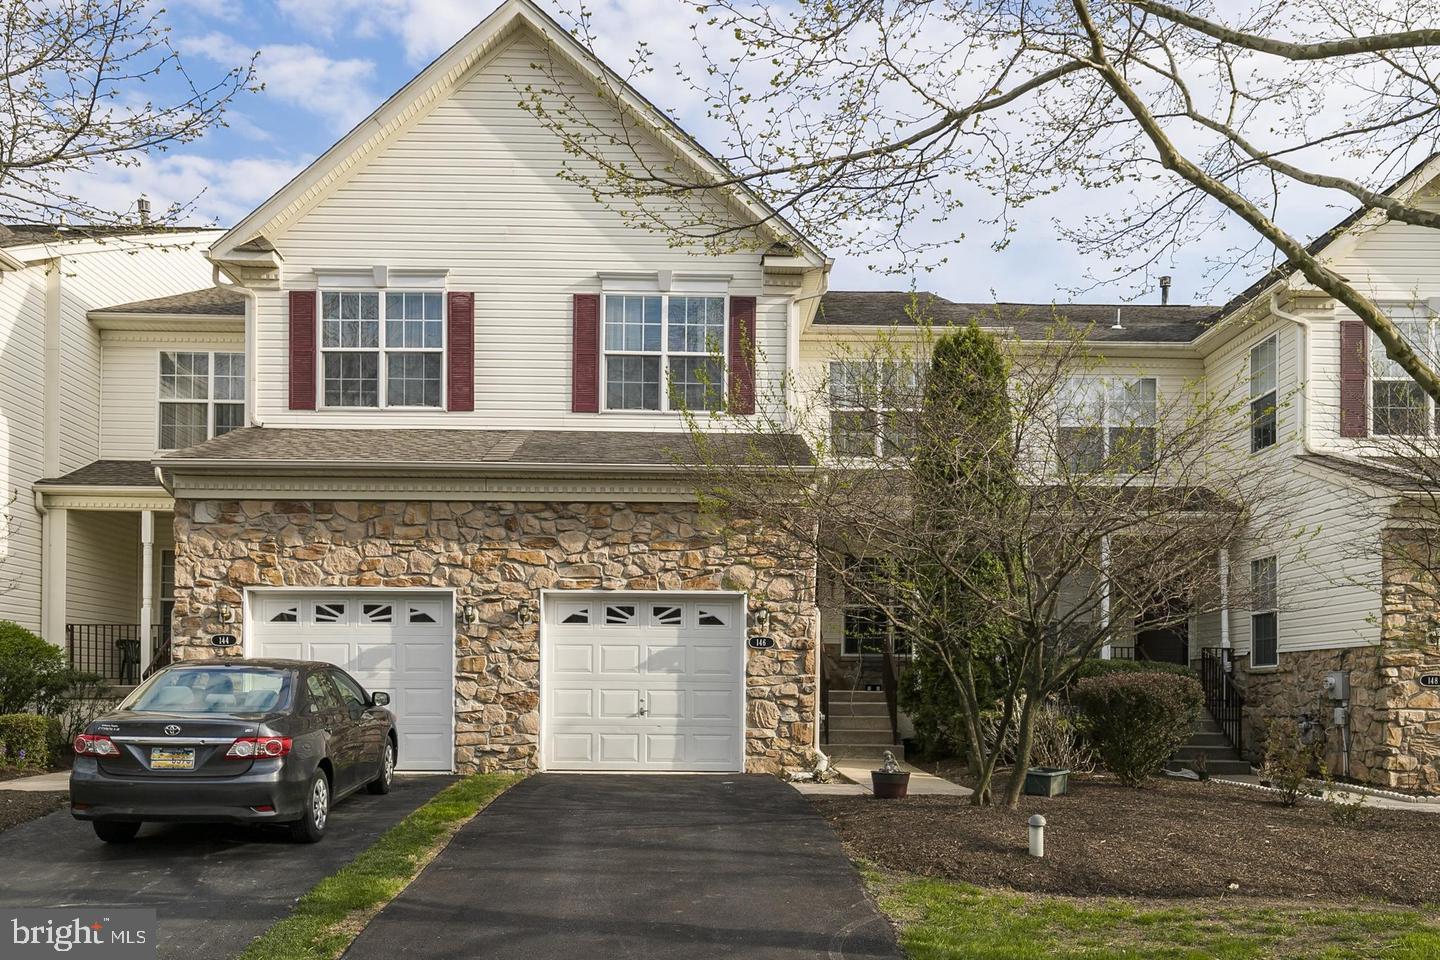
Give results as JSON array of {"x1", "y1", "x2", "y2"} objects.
[{"x1": 122, "y1": 667, "x2": 295, "y2": 715}]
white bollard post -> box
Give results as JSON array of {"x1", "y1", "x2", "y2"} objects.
[{"x1": 1028, "y1": 814, "x2": 1046, "y2": 858}]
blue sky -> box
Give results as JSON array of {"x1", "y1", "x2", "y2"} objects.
[{"x1": 92, "y1": 0, "x2": 1362, "y2": 307}]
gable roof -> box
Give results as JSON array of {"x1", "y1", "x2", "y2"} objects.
[
  {"x1": 817, "y1": 291, "x2": 1218, "y2": 343},
  {"x1": 1212, "y1": 153, "x2": 1440, "y2": 323},
  {"x1": 209, "y1": 0, "x2": 826, "y2": 269},
  {"x1": 0, "y1": 223, "x2": 217, "y2": 250}
]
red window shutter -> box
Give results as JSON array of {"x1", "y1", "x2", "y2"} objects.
[
  {"x1": 572, "y1": 293, "x2": 600, "y2": 413},
  {"x1": 288, "y1": 290, "x2": 317, "y2": 411},
  {"x1": 728, "y1": 295, "x2": 757, "y2": 415},
  {"x1": 447, "y1": 291, "x2": 475, "y2": 412},
  {"x1": 1339, "y1": 319, "x2": 1368, "y2": 438}
]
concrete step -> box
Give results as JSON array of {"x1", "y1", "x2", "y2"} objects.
[
  {"x1": 1168, "y1": 758, "x2": 1253, "y2": 776},
  {"x1": 828, "y1": 693, "x2": 887, "y2": 705},
  {"x1": 825, "y1": 700, "x2": 889, "y2": 717},
  {"x1": 1187, "y1": 731, "x2": 1233, "y2": 748},
  {"x1": 828, "y1": 715, "x2": 893, "y2": 733},
  {"x1": 1174, "y1": 743, "x2": 1245, "y2": 761}
]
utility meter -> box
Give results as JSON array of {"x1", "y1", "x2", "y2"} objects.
[{"x1": 1323, "y1": 671, "x2": 1350, "y2": 701}]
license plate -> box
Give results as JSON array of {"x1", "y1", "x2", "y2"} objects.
[{"x1": 150, "y1": 747, "x2": 196, "y2": 770}]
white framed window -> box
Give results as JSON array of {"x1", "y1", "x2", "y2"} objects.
[
  {"x1": 828, "y1": 360, "x2": 921, "y2": 457},
  {"x1": 1056, "y1": 376, "x2": 1157, "y2": 471},
  {"x1": 602, "y1": 293, "x2": 726, "y2": 412},
  {"x1": 320, "y1": 290, "x2": 445, "y2": 409},
  {"x1": 158, "y1": 351, "x2": 245, "y2": 450},
  {"x1": 1250, "y1": 555, "x2": 1278, "y2": 668},
  {"x1": 1370, "y1": 304, "x2": 1438, "y2": 436},
  {"x1": 1249, "y1": 336, "x2": 1277, "y2": 452}
]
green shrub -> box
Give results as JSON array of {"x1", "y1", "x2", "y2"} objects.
[
  {"x1": 1262, "y1": 717, "x2": 1321, "y2": 806},
  {"x1": 1072, "y1": 657, "x2": 1197, "y2": 684},
  {"x1": 1072, "y1": 672, "x2": 1203, "y2": 786},
  {"x1": 0, "y1": 713, "x2": 51, "y2": 770},
  {"x1": 0, "y1": 620, "x2": 75, "y2": 714}
]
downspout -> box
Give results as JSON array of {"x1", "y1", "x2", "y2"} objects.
[
  {"x1": 1271, "y1": 291, "x2": 1354, "y2": 772},
  {"x1": 214, "y1": 264, "x2": 263, "y2": 428},
  {"x1": 1268, "y1": 292, "x2": 1317, "y2": 455}
]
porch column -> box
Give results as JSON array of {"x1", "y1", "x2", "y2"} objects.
[
  {"x1": 1218, "y1": 547, "x2": 1231, "y2": 671},
  {"x1": 1099, "y1": 535, "x2": 1112, "y2": 659},
  {"x1": 139, "y1": 509, "x2": 154, "y2": 676},
  {"x1": 40, "y1": 505, "x2": 67, "y2": 647}
]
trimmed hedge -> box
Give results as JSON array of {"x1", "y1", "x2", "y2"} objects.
[
  {"x1": 0, "y1": 620, "x2": 74, "y2": 714},
  {"x1": 1072, "y1": 671, "x2": 1203, "y2": 786},
  {"x1": 0, "y1": 713, "x2": 51, "y2": 770},
  {"x1": 1072, "y1": 657, "x2": 1197, "y2": 684}
]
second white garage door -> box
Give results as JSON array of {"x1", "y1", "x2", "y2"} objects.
[
  {"x1": 250, "y1": 591, "x2": 454, "y2": 772},
  {"x1": 543, "y1": 593, "x2": 745, "y2": 771}
]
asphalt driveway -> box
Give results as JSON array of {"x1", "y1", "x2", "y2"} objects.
[
  {"x1": 342, "y1": 774, "x2": 901, "y2": 959},
  {"x1": 0, "y1": 775, "x2": 453, "y2": 960}
]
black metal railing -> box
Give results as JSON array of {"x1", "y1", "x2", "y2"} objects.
[
  {"x1": 1200, "y1": 646, "x2": 1244, "y2": 751},
  {"x1": 67, "y1": 624, "x2": 172, "y2": 685},
  {"x1": 879, "y1": 638, "x2": 902, "y2": 746}
]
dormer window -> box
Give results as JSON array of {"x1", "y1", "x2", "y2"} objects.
[{"x1": 320, "y1": 290, "x2": 444, "y2": 408}]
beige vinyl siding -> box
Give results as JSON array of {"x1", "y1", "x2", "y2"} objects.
[
  {"x1": 65, "y1": 511, "x2": 139, "y2": 624},
  {"x1": 257, "y1": 34, "x2": 783, "y2": 429},
  {"x1": 53, "y1": 239, "x2": 218, "y2": 474},
  {"x1": 99, "y1": 331, "x2": 245, "y2": 460},
  {"x1": 1227, "y1": 468, "x2": 1383, "y2": 657},
  {"x1": 1327, "y1": 195, "x2": 1440, "y2": 298},
  {"x1": 0, "y1": 265, "x2": 51, "y2": 630}
]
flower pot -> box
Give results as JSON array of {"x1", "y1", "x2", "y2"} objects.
[
  {"x1": 1024, "y1": 767, "x2": 1069, "y2": 797},
  {"x1": 872, "y1": 770, "x2": 910, "y2": 799}
]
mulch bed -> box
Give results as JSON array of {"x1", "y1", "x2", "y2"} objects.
[
  {"x1": 812, "y1": 776, "x2": 1440, "y2": 905},
  {"x1": 0, "y1": 791, "x2": 67, "y2": 833}
]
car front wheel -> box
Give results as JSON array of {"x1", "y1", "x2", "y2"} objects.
[
  {"x1": 93, "y1": 820, "x2": 141, "y2": 844},
  {"x1": 289, "y1": 771, "x2": 330, "y2": 843},
  {"x1": 367, "y1": 739, "x2": 395, "y2": 795}
]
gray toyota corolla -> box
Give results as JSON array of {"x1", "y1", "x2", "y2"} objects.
[{"x1": 70, "y1": 659, "x2": 397, "y2": 844}]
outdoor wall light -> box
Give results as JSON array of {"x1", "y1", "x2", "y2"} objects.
[
  {"x1": 461, "y1": 602, "x2": 480, "y2": 625},
  {"x1": 218, "y1": 604, "x2": 238, "y2": 625},
  {"x1": 752, "y1": 608, "x2": 771, "y2": 634},
  {"x1": 517, "y1": 604, "x2": 535, "y2": 628}
]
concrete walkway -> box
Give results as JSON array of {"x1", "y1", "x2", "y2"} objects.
[
  {"x1": 790, "y1": 760, "x2": 971, "y2": 798},
  {"x1": 0, "y1": 771, "x2": 69, "y2": 792}
]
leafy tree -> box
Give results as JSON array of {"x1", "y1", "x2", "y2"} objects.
[
  {"x1": 1, "y1": 0, "x2": 257, "y2": 228},
  {"x1": 678, "y1": 308, "x2": 1280, "y2": 806},
  {"x1": 532, "y1": 0, "x2": 1440, "y2": 402}
]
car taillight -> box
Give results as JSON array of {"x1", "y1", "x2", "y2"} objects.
[
  {"x1": 73, "y1": 734, "x2": 119, "y2": 757},
  {"x1": 225, "y1": 737, "x2": 292, "y2": 759}
]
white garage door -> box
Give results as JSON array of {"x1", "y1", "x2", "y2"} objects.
[
  {"x1": 251, "y1": 591, "x2": 454, "y2": 772},
  {"x1": 543, "y1": 593, "x2": 744, "y2": 771}
]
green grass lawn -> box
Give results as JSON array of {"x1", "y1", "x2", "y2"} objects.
[
  {"x1": 236, "y1": 773, "x2": 520, "y2": 960},
  {"x1": 865, "y1": 868, "x2": 1440, "y2": 960}
]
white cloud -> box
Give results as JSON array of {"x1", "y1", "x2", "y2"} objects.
[
  {"x1": 181, "y1": 32, "x2": 377, "y2": 131},
  {"x1": 70, "y1": 153, "x2": 307, "y2": 227},
  {"x1": 275, "y1": 0, "x2": 483, "y2": 66}
]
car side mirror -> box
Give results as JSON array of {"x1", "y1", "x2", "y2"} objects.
[{"x1": 371, "y1": 691, "x2": 390, "y2": 707}]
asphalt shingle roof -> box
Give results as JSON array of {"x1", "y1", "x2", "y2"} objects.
[
  {"x1": 36, "y1": 460, "x2": 162, "y2": 487},
  {"x1": 0, "y1": 224, "x2": 216, "y2": 249},
  {"x1": 816, "y1": 291, "x2": 1219, "y2": 343},
  {"x1": 159, "y1": 427, "x2": 813, "y2": 470},
  {"x1": 93, "y1": 286, "x2": 246, "y2": 317}
]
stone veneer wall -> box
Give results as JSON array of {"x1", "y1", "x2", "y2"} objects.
[
  {"x1": 170, "y1": 498, "x2": 818, "y2": 775},
  {"x1": 1231, "y1": 538, "x2": 1440, "y2": 791}
]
